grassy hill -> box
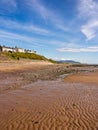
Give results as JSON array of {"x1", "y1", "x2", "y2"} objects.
[
  {"x1": 6, "y1": 52, "x2": 47, "y2": 60},
  {"x1": 0, "y1": 52, "x2": 57, "y2": 63},
  {"x1": 0, "y1": 52, "x2": 11, "y2": 61}
]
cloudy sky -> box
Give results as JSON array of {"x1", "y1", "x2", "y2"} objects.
[{"x1": 0, "y1": 0, "x2": 98, "y2": 63}]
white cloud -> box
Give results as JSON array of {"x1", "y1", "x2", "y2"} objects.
[
  {"x1": 0, "y1": 30, "x2": 66, "y2": 48},
  {"x1": 27, "y1": 0, "x2": 51, "y2": 21},
  {"x1": 78, "y1": 0, "x2": 98, "y2": 18},
  {"x1": 81, "y1": 20, "x2": 98, "y2": 40},
  {"x1": 1, "y1": 0, "x2": 17, "y2": 8},
  {"x1": 54, "y1": 57, "x2": 73, "y2": 61},
  {"x1": 78, "y1": 0, "x2": 98, "y2": 40},
  {"x1": 57, "y1": 46, "x2": 98, "y2": 52},
  {"x1": 26, "y1": 0, "x2": 67, "y2": 32},
  {"x1": 0, "y1": 0, "x2": 17, "y2": 13},
  {"x1": 0, "y1": 18, "x2": 50, "y2": 35},
  {"x1": 0, "y1": 30, "x2": 45, "y2": 47}
]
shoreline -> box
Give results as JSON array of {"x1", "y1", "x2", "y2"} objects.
[
  {"x1": 0, "y1": 61, "x2": 98, "y2": 93},
  {"x1": 0, "y1": 61, "x2": 98, "y2": 129}
]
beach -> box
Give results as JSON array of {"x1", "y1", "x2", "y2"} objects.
[{"x1": 0, "y1": 61, "x2": 98, "y2": 130}]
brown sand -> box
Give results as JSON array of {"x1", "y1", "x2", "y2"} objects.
[
  {"x1": 0, "y1": 61, "x2": 98, "y2": 130},
  {"x1": 64, "y1": 71, "x2": 98, "y2": 85},
  {"x1": 0, "y1": 60, "x2": 53, "y2": 72}
]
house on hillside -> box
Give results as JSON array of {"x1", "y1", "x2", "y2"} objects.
[
  {"x1": 15, "y1": 47, "x2": 24, "y2": 52},
  {"x1": 0, "y1": 45, "x2": 24, "y2": 53},
  {"x1": 0, "y1": 45, "x2": 2, "y2": 51},
  {"x1": 0, "y1": 46, "x2": 16, "y2": 52},
  {"x1": 0, "y1": 45, "x2": 36, "y2": 53},
  {"x1": 24, "y1": 49, "x2": 36, "y2": 53}
]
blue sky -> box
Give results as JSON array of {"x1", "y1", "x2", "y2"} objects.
[{"x1": 0, "y1": 0, "x2": 98, "y2": 63}]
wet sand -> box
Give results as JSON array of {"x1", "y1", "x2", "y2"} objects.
[
  {"x1": 0, "y1": 61, "x2": 98, "y2": 130},
  {"x1": 64, "y1": 71, "x2": 98, "y2": 85}
]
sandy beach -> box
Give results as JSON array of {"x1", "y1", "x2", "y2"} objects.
[{"x1": 0, "y1": 61, "x2": 98, "y2": 130}]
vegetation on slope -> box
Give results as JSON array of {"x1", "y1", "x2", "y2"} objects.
[
  {"x1": 5, "y1": 52, "x2": 47, "y2": 60},
  {"x1": 0, "y1": 52, "x2": 11, "y2": 61},
  {"x1": 48, "y1": 59, "x2": 57, "y2": 63},
  {"x1": 3, "y1": 52, "x2": 57, "y2": 63}
]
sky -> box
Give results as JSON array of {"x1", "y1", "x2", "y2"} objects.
[{"x1": 0, "y1": 0, "x2": 98, "y2": 64}]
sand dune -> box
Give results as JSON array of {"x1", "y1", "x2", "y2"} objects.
[{"x1": 0, "y1": 62, "x2": 98, "y2": 129}]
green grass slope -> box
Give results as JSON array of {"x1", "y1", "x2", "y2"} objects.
[{"x1": 2, "y1": 52, "x2": 57, "y2": 63}]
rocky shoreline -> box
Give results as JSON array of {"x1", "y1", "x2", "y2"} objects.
[
  {"x1": 0, "y1": 61, "x2": 98, "y2": 93},
  {"x1": 0, "y1": 61, "x2": 98, "y2": 129}
]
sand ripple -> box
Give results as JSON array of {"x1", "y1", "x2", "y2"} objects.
[{"x1": 0, "y1": 78, "x2": 98, "y2": 130}]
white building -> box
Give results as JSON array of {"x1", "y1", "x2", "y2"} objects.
[
  {"x1": 15, "y1": 47, "x2": 24, "y2": 52},
  {"x1": 1, "y1": 46, "x2": 16, "y2": 52},
  {"x1": 24, "y1": 49, "x2": 36, "y2": 53},
  {"x1": 0, "y1": 45, "x2": 36, "y2": 53}
]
